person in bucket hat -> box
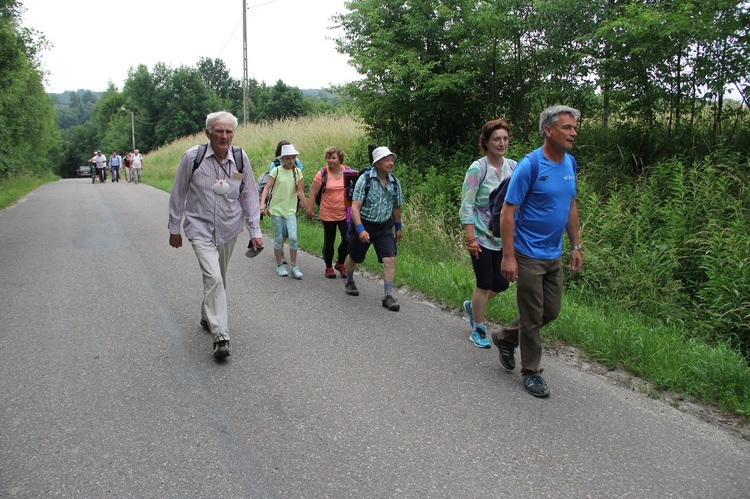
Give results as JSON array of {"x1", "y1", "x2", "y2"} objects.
[
  {"x1": 260, "y1": 143, "x2": 306, "y2": 279},
  {"x1": 343, "y1": 146, "x2": 404, "y2": 311}
]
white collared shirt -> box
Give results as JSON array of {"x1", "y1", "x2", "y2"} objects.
[{"x1": 168, "y1": 143, "x2": 261, "y2": 244}]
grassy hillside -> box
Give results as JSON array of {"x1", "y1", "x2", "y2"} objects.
[{"x1": 145, "y1": 114, "x2": 370, "y2": 192}]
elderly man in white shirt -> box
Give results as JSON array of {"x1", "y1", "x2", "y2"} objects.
[{"x1": 168, "y1": 111, "x2": 263, "y2": 359}]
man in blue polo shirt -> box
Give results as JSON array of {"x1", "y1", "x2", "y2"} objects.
[{"x1": 493, "y1": 105, "x2": 583, "y2": 397}]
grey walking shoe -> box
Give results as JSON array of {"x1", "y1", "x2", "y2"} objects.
[
  {"x1": 382, "y1": 294, "x2": 400, "y2": 311},
  {"x1": 344, "y1": 281, "x2": 359, "y2": 296},
  {"x1": 523, "y1": 374, "x2": 550, "y2": 397},
  {"x1": 213, "y1": 340, "x2": 230, "y2": 359}
]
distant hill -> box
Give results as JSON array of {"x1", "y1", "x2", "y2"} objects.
[{"x1": 48, "y1": 90, "x2": 103, "y2": 106}]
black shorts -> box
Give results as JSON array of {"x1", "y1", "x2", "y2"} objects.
[
  {"x1": 347, "y1": 219, "x2": 397, "y2": 264},
  {"x1": 471, "y1": 246, "x2": 510, "y2": 293}
]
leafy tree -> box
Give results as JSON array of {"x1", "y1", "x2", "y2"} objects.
[
  {"x1": 263, "y1": 80, "x2": 305, "y2": 120},
  {"x1": 0, "y1": 0, "x2": 60, "y2": 177},
  {"x1": 153, "y1": 65, "x2": 222, "y2": 144},
  {"x1": 335, "y1": 0, "x2": 486, "y2": 154},
  {"x1": 197, "y1": 56, "x2": 243, "y2": 117}
]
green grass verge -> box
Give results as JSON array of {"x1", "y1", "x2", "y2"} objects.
[{"x1": 0, "y1": 173, "x2": 60, "y2": 211}]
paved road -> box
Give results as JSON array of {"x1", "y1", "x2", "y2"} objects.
[{"x1": 1, "y1": 179, "x2": 748, "y2": 498}]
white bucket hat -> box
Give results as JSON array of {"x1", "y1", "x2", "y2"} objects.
[
  {"x1": 371, "y1": 146, "x2": 397, "y2": 165},
  {"x1": 280, "y1": 144, "x2": 300, "y2": 157}
]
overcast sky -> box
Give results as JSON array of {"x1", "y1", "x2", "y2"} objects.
[{"x1": 20, "y1": 0, "x2": 362, "y2": 93}]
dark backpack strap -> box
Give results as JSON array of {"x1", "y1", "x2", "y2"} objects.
[
  {"x1": 231, "y1": 146, "x2": 244, "y2": 173},
  {"x1": 320, "y1": 166, "x2": 328, "y2": 192},
  {"x1": 190, "y1": 143, "x2": 209, "y2": 181},
  {"x1": 362, "y1": 167, "x2": 373, "y2": 200},
  {"x1": 524, "y1": 150, "x2": 540, "y2": 194},
  {"x1": 567, "y1": 153, "x2": 577, "y2": 175},
  {"x1": 232, "y1": 146, "x2": 246, "y2": 193}
]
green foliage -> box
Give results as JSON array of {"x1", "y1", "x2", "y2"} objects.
[
  {"x1": 0, "y1": 0, "x2": 61, "y2": 178},
  {"x1": 336, "y1": 0, "x2": 750, "y2": 156},
  {"x1": 575, "y1": 152, "x2": 750, "y2": 355},
  {"x1": 0, "y1": 172, "x2": 58, "y2": 210}
]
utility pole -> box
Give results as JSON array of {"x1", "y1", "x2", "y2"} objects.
[
  {"x1": 242, "y1": 0, "x2": 249, "y2": 126},
  {"x1": 120, "y1": 107, "x2": 136, "y2": 151}
]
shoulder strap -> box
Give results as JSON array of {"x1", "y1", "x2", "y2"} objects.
[
  {"x1": 528, "y1": 150, "x2": 539, "y2": 185},
  {"x1": 231, "y1": 146, "x2": 244, "y2": 173},
  {"x1": 362, "y1": 167, "x2": 374, "y2": 199},
  {"x1": 567, "y1": 153, "x2": 577, "y2": 175},
  {"x1": 320, "y1": 166, "x2": 328, "y2": 189},
  {"x1": 478, "y1": 158, "x2": 488, "y2": 187},
  {"x1": 190, "y1": 143, "x2": 209, "y2": 181}
]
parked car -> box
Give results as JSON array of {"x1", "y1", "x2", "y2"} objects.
[{"x1": 77, "y1": 165, "x2": 92, "y2": 177}]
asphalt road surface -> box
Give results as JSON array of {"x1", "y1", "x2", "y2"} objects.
[{"x1": 1, "y1": 179, "x2": 748, "y2": 498}]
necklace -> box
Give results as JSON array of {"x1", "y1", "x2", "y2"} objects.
[{"x1": 211, "y1": 156, "x2": 231, "y2": 195}]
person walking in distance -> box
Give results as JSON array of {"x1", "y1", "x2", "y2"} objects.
[
  {"x1": 493, "y1": 105, "x2": 583, "y2": 397},
  {"x1": 460, "y1": 120, "x2": 516, "y2": 348},
  {"x1": 343, "y1": 146, "x2": 404, "y2": 311},
  {"x1": 122, "y1": 152, "x2": 132, "y2": 182},
  {"x1": 89, "y1": 150, "x2": 107, "y2": 183},
  {"x1": 131, "y1": 149, "x2": 144, "y2": 183},
  {"x1": 109, "y1": 151, "x2": 122, "y2": 182},
  {"x1": 168, "y1": 111, "x2": 263, "y2": 359}
]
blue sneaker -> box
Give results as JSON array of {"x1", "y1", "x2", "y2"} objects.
[
  {"x1": 463, "y1": 300, "x2": 474, "y2": 329},
  {"x1": 469, "y1": 326, "x2": 490, "y2": 348}
]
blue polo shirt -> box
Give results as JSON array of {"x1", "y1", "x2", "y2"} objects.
[{"x1": 505, "y1": 148, "x2": 577, "y2": 259}]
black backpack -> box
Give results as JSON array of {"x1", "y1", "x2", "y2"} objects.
[
  {"x1": 485, "y1": 151, "x2": 577, "y2": 237},
  {"x1": 312, "y1": 166, "x2": 357, "y2": 206}
]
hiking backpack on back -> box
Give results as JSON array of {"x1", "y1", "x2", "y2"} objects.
[
  {"x1": 257, "y1": 169, "x2": 273, "y2": 214},
  {"x1": 312, "y1": 166, "x2": 357, "y2": 206}
]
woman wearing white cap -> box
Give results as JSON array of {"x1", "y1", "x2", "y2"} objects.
[{"x1": 260, "y1": 144, "x2": 307, "y2": 279}]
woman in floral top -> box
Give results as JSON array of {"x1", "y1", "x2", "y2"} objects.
[{"x1": 459, "y1": 119, "x2": 517, "y2": 348}]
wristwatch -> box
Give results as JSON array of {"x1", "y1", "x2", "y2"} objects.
[{"x1": 572, "y1": 245, "x2": 582, "y2": 252}]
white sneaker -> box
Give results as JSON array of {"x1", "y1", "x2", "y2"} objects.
[
  {"x1": 276, "y1": 264, "x2": 288, "y2": 277},
  {"x1": 290, "y1": 265, "x2": 303, "y2": 280}
]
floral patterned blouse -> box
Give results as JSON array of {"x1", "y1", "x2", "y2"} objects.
[{"x1": 459, "y1": 156, "x2": 517, "y2": 250}]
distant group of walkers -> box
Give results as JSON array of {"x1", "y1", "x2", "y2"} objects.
[
  {"x1": 88, "y1": 149, "x2": 143, "y2": 184},
  {"x1": 167, "y1": 105, "x2": 582, "y2": 399}
]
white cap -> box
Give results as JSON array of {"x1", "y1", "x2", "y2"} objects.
[
  {"x1": 280, "y1": 144, "x2": 300, "y2": 157},
  {"x1": 372, "y1": 146, "x2": 396, "y2": 165}
]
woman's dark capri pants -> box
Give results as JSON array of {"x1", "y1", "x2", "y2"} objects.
[{"x1": 471, "y1": 246, "x2": 510, "y2": 293}]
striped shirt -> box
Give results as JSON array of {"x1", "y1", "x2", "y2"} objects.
[
  {"x1": 168, "y1": 143, "x2": 262, "y2": 245},
  {"x1": 352, "y1": 168, "x2": 403, "y2": 224}
]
